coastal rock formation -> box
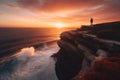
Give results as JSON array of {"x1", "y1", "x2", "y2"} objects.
[
  {"x1": 73, "y1": 57, "x2": 120, "y2": 80},
  {"x1": 54, "y1": 21, "x2": 120, "y2": 80}
]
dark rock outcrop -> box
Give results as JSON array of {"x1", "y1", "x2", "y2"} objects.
[
  {"x1": 54, "y1": 21, "x2": 120, "y2": 80},
  {"x1": 73, "y1": 57, "x2": 120, "y2": 80}
]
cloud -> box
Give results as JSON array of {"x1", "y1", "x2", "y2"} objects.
[
  {"x1": 16, "y1": 0, "x2": 120, "y2": 21},
  {"x1": 0, "y1": 12, "x2": 4, "y2": 15},
  {"x1": 17, "y1": 0, "x2": 45, "y2": 11},
  {"x1": 104, "y1": 0, "x2": 120, "y2": 4},
  {"x1": 17, "y1": 0, "x2": 104, "y2": 12},
  {"x1": 0, "y1": 0, "x2": 120, "y2": 27}
]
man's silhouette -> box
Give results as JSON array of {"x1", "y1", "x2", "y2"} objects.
[{"x1": 90, "y1": 18, "x2": 93, "y2": 26}]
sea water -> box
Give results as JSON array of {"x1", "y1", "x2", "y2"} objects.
[{"x1": 0, "y1": 28, "x2": 75, "y2": 80}]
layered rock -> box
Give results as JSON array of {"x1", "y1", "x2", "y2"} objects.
[
  {"x1": 54, "y1": 21, "x2": 120, "y2": 80},
  {"x1": 73, "y1": 57, "x2": 120, "y2": 80}
]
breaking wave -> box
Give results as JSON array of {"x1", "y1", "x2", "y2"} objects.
[{"x1": 0, "y1": 43, "x2": 59, "y2": 80}]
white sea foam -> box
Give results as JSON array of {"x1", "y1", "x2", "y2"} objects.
[{"x1": 0, "y1": 43, "x2": 59, "y2": 80}]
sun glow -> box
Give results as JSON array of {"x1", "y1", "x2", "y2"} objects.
[{"x1": 55, "y1": 22, "x2": 64, "y2": 28}]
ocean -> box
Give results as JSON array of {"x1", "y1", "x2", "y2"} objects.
[{"x1": 0, "y1": 28, "x2": 75, "y2": 80}]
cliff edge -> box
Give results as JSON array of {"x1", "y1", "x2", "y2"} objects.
[{"x1": 53, "y1": 21, "x2": 120, "y2": 80}]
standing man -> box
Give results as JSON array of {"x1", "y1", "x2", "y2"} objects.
[{"x1": 90, "y1": 18, "x2": 93, "y2": 26}]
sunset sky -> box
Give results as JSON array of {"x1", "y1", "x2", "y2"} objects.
[{"x1": 0, "y1": 0, "x2": 120, "y2": 28}]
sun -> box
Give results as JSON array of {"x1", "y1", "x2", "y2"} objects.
[{"x1": 56, "y1": 22, "x2": 64, "y2": 28}]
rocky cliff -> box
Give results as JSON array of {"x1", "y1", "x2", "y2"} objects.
[{"x1": 53, "y1": 21, "x2": 120, "y2": 80}]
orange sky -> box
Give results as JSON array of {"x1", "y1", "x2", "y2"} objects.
[{"x1": 0, "y1": 0, "x2": 120, "y2": 28}]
